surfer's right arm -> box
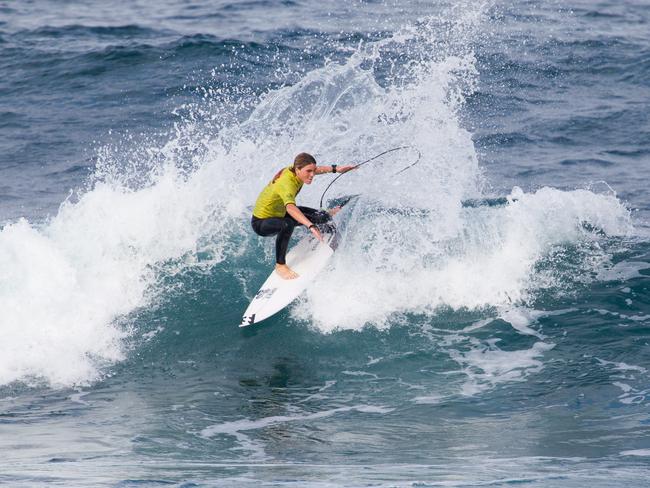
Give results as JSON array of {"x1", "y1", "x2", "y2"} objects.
[{"x1": 286, "y1": 204, "x2": 323, "y2": 242}]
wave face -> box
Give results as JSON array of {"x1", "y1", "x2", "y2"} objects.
[
  {"x1": 1, "y1": 0, "x2": 649, "y2": 486},
  {"x1": 0, "y1": 1, "x2": 497, "y2": 387}
]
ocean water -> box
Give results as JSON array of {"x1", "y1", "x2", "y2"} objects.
[{"x1": 1, "y1": 0, "x2": 649, "y2": 486}]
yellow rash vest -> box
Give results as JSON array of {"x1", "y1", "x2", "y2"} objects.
[{"x1": 252, "y1": 167, "x2": 303, "y2": 219}]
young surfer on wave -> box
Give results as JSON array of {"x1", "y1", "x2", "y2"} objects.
[{"x1": 251, "y1": 152, "x2": 356, "y2": 279}]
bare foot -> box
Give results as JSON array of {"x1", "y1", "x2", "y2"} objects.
[
  {"x1": 275, "y1": 264, "x2": 299, "y2": 280},
  {"x1": 328, "y1": 206, "x2": 342, "y2": 217}
]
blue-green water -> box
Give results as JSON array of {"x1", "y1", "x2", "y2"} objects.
[{"x1": 1, "y1": 1, "x2": 649, "y2": 486}]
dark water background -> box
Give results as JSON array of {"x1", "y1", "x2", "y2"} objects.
[{"x1": 1, "y1": 1, "x2": 649, "y2": 486}]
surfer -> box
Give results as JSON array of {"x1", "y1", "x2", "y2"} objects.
[{"x1": 251, "y1": 153, "x2": 356, "y2": 279}]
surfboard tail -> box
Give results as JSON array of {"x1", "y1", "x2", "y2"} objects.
[{"x1": 240, "y1": 313, "x2": 256, "y2": 327}]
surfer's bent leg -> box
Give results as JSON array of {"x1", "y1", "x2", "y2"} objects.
[
  {"x1": 251, "y1": 207, "x2": 333, "y2": 265},
  {"x1": 297, "y1": 206, "x2": 334, "y2": 233},
  {"x1": 251, "y1": 216, "x2": 296, "y2": 264},
  {"x1": 297, "y1": 206, "x2": 330, "y2": 224}
]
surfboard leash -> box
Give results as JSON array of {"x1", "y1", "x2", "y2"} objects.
[{"x1": 318, "y1": 145, "x2": 422, "y2": 208}]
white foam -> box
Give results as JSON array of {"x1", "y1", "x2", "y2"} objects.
[
  {"x1": 0, "y1": 162, "x2": 241, "y2": 387},
  {"x1": 596, "y1": 358, "x2": 647, "y2": 373},
  {"x1": 301, "y1": 187, "x2": 631, "y2": 333},
  {"x1": 612, "y1": 382, "x2": 648, "y2": 405},
  {"x1": 461, "y1": 318, "x2": 494, "y2": 333},
  {"x1": 593, "y1": 309, "x2": 650, "y2": 324},
  {"x1": 450, "y1": 341, "x2": 556, "y2": 396},
  {"x1": 497, "y1": 307, "x2": 577, "y2": 338},
  {"x1": 597, "y1": 261, "x2": 649, "y2": 282},
  {"x1": 498, "y1": 307, "x2": 546, "y2": 339},
  {"x1": 621, "y1": 449, "x2": 650, "y2": 457},
  {"x1": 200, "y1": 404, "x2": 393, "y2": 438},
  {"x1": 413, "y1": 394, "x2": 445, "y2": 405},
  {"x1": 612, "y1": 382, "x2": 633, "y2": 393},
  {"x1": 142, "y1": 326, "x2": 165, "y2": 342}
]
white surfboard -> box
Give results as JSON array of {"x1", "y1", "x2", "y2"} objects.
[{"x1": 240, "y1": 228, "x2": 338, "y2": 327}]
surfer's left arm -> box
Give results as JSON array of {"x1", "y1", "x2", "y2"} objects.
[{"x1": 315, "y1": 164, "x2": 358, "y2": 175}]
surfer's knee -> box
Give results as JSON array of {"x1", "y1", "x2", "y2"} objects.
[{"x1": 279, "y1": 217, "x2": 296, "y2": 234}]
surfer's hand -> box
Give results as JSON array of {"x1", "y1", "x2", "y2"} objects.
[{"x1": 309, "y1": 225, "x2": 324, "y2": 242}]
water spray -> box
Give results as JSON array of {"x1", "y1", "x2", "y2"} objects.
[{"x1": 319, "y1": 146, "x2": 422, "y2": 208}]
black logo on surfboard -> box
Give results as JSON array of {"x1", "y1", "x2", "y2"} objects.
[{"x1": 255, "y1": 288, "x2": 276, "y2": 300}]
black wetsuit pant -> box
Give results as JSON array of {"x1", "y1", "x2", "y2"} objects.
[{"x1": 251, "y1": 206, "x2": 332, "y2": 265}]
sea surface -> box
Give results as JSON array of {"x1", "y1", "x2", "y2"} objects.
[{"x1": 1, "y1": 0, "x2": 649, "y2": 486}]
